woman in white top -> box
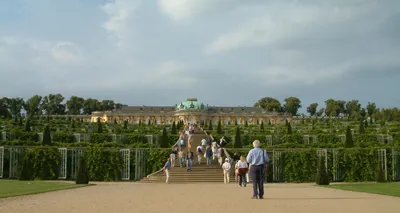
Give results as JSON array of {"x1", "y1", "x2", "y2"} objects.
[{"x1": 237, "y1": 156, "x2": 249, "y2": 187}]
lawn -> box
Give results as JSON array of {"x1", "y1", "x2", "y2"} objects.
[
  {"x1": 0, "y1": 180, "x2": 90, "y2": 198},
  {"x1": 325, "y1": 182, "x2": 400, "y2": 197}
]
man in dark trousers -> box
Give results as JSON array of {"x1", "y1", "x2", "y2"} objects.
[{"x1": 246, "y1": 140, "x2": 269, "y2": 199}]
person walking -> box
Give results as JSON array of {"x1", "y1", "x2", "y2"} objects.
[
  {"x1": 222, "y1": 158, "x2": 231, "y2": 184},
  {"x1": 163, "y1": 157, "x2": 172, "y2": 184},
  {"x1": 205, "y1": 145, "x2": 212, "y2": 165},
  {"x1": 246, "y1": 140, "x2": 269, "y2": 199},
  {"x1": 187, "y1": 149, "x2": 194, "y2": 171},
  {"x1": 238, "y1": 156, "x2": 249, "y2": 187}
]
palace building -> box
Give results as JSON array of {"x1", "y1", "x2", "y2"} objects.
[{"x1": 90, "y1": 98, "x2": 292, "y2": 125}]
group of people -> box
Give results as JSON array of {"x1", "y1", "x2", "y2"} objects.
[{"x1": 162, "y1": 123, "x2": 269, "y2": 199}]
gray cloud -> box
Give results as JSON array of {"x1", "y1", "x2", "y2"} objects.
[{"x1": 0, "y1": 0, "x2": 399, "y2": 111}]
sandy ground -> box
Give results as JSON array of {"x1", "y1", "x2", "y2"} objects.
[{"x1": 0, "y1": 182, "x2": 399, "y2": 213}]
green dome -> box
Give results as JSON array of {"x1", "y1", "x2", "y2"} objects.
[{"x1": 177, "y1": 98, "x2": 205, "y2": 111}]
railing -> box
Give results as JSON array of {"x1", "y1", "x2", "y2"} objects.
[{"x1": 146, "y1": 126, "x2": 187, "y2": 178}]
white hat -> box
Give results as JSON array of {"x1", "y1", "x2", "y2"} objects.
[{"x1": 225, "y1": 158, "x2": 229, "y2": 162}]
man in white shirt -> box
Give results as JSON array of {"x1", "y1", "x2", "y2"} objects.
[
  {"x1": 211, "y1": 141, "x2": 217, "y2": 160},
  {"x1": 222, "y1": 158, "x2": 231, "y2": 184}
]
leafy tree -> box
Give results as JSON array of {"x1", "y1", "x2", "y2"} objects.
[
  {"x1": 148, "y1": 119, "x2": 151, "y2": 126},
  {"x1": 233, "y1": 127, "x2": 242, "y2": 148},
  {"x1": 209, "y1": 120, "x2": 213, "y2": 130},
  {"x1": 235, "y1": 120, "x2": 237, "y2": 126},
  {"x1": 42, "y1": 125, "x2": 52, "y2": 146},
  {"x1": 82, "y1": 98, "x2": 102, "y2": 115},
  {"x1": 19, "y1": 117, "x2": 23, "y2": 126},
  {"x1": 283, "y1": 97, "x2": 302, "y2": 116},
  {"x1": 171, "y1": 121, "x2": 177, "y2": 134},
  {"x1": 160, "y1": 127, "x2": 169, "y2": 148},
  {"x1": 345, "y1": 100, "x2": 361, "y2": 119},
  {"x1": 359, "y1": 119, "x2": 365, "y2": 134},
  {"x1": 245, "y1": 120, "x2": 248, "y2": 127},
  {"x1": 316, "y1": 108, "x2": 325, "y2": 117},
  {"x1": 23, "y1": 95, "x2": 42, "y2": 118},
  {"x1": 325, "y1": 99, "x2": 345, "y2": 117},
  {"x1": 71, "y1": 119, "x2": 75, "y2": 129},
  {"x1": 367, "y1": 102, "x2": 376, "y2": 124},
  {"x1": 41, "y1": 93, "x2": 66, "y2": 115},
  {"x1": 344, "y1": 126, "x2": 354, "y2": 148},
  {"x1": 66, "y1": 96, "x2": 84, "y2": 115},
  {"x1": 260, "y1": 121, "x2": 264, "y2": 130},
  {"x1": 24, "y1": 119, "x2": 31, "y2": 132},
  {"x1": 254, "y1": 97, "x2": 281, "y2": 112},
  {"x1": 360, "y1": 108, "x2": 367, "y2": 119},
  {"x1": 97, "y1": 117, "x2": 103, "y2": 133},
  {"x1": 316, "y1": 157, "x2": 330, "y2": 185},
  {"x1": 123, "y1": 120, "x2": 128, "y2": 130},
  {"x1": 268, "y1": 120, "x2": 271, "y2": 125},
  {"x1": 287, "y1": 122, "x2": 292, "y2": 134},
  {"x1": 364, "y1": 120, "x2": 368, "y2": 128},
  {"x1": 217, "y1": 120, "x2": 222, "y2": 134},
  {"x1": 307, "y1": 103, "x2": 318, "y2": 116},
  {"x1": 76, "y1": 156, "x2": 89, "y2": 184}
]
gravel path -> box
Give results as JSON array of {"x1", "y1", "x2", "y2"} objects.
[{"x1": 1, "y1": 182, "x2": 399, "y2": 213}]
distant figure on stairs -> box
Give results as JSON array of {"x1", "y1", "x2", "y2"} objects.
[
  {"x1": 217, "y1": 148, "x2": 223, "y2": 166},
  {"x1": 178, "y1": 148, "x2": 185, "y2": 167},
  {"x1": 187, "y1": 149, "x2": 193, "y2": 171},
  {"x1": 222, "y1": 158, "x2": 232, "y2": 184},
  {"x1": 196, "y1": 145, "x2": 203, "y2": 164},
  {"x1": 170, "y1": 147, "x2": 177, "y2": 167},
  {"x1": 163, "y1": 157, "x2": 172, "y2": 184},
  {"x1": 201, "y1": 137, "x2": 207, "y2": 148},
  {"x1": 220, "y1": 136, "x2": 226, "y2": 147},
  {"x1": 211, "y1": 140, "x2": 218, "y2": 160},
  {"x1": 205, "y1": 145, "x2": 212, "y2": 165}
]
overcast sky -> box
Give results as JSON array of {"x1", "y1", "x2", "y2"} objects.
[{"x1": 1, "y1": 0, "x2": 399, "y2": 111}]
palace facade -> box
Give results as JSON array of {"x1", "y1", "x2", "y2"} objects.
[{"x1": 90, "y1": 98, "x2": 292, "y2": 125}]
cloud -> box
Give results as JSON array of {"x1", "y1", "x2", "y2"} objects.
[{"x1": 100, "y1": 0, "x2": 142, "y2": 47}]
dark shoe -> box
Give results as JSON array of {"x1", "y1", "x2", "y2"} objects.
[
  {"x1": 259, "y1": 196, "x2": 264, "y2": 199},
  {"x1": 251, "y1": 196, "x2": 258, "y2": 199}
]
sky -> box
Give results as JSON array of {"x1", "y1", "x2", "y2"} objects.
[{"x1": 0, "y1": 0, "x2": 399, "y2": 111}]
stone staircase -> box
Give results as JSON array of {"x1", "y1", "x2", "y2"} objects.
[{"x1": 141, "y1": 127, "x2": 252, "y2": 183}]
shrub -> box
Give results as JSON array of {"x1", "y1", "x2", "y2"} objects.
[
  {"x1": 376, "y1": 166, "x2": 386, "y2": 183},
  {"x1": 316, "y1": 157, "x2": 330, "y2": 185},
  {"x1": 76, "y1": 156, "x2": 90, "y2": 184},
  {"x1": 19, "y1": 151, "x2": 34, "y2": 180}
]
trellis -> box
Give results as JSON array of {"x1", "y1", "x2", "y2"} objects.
[
  {"x1": 134, "y1": 149, "x2": 147, "y2": 180},
  {"x1": 58, "y1": 148, "x2": 67, "y2": 179},
  {"x1": 376, "y1": 149, "x2": 387, "y2": 181},
  {"x1": 71, "y1": 148, "x2": 84, "y2": 180},
  {"x1": 311, "y1": 135, "x2": 318, "y2": 143},
  {"x1": 377, "y1": 134, "x2": 393, "y2": 144},
  {"x1": 393, "y1": 149, "x2": 400, "y2": 181},
  {"x1": 303, "y1": 135, "x2": 310, "y2": 144},
  {"x1": 110, "y1": 134, "x2": 117, "y2": 142},
  {"x1": 272, "y1": 151, "x2": 284, "y2": 182},
  {"x1": 332, "y1": 149, "x2": 342, "y2": 181},
  {"x1": 73, "y1": 133, "x2": 81, "y2": 142},
  {"x1": 317, "y1": 149, "x2": 328, "y2": 172},
  {"x1": 37, "y1": 133, "x2": 43, "y2": 142},
  {"x1": 120, "y1": 149, "x2": 130, "y2": 180},
  {"x1": 145, "y1": 135, "x2": 153, "y2": 144},
  {"x1": 0, "y1": 147, "x2": 3, "y2": 178},
  {"x1": 9, "y1": 148, "x2": 23, "y2": 178},
  {"x1": 1, "y1": 132, "x2": 6, "y2": 141},
  {"x1": 265, "y1": 135, "x2": 273, "y2": 146}
]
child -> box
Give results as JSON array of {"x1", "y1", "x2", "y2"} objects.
[{"x1": 163, "y1": 157, "x2": 171, "y2": 184}]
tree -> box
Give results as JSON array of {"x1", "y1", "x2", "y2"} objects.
[
  {"x1": 316, "y1": 108, "x2": 325, "y2": 117},
  {"x1": 24, "y1": 119, "x2": 31, "y2": 132},
  {"x1": 82, "y1": 98, "x2": 102, "y2": 115},
  {"x1": 287, "y1": 122, "x2": 292, "y2": 134},
  {"x1": 344, "y1": 126, "x2": 354, "y2": 148},
  {"x1": 325, "y1": 99, "x2": 345, "y2": 117},
  {"x1": 376, "y1": 165, "x2": 386, "y2": 183},
  {"x1": 97, "y1": 117, "x2": 103, "y2": 133},
  {"x1": 19, "y1": 151, "x2": 34, "y2": 180},
  {"x1": 23, "y1": 95, "x2": 42, "y2": 118},
  {"x1": 66, "y1": 96, "x2": 84, "y2": 115},
  {"x1": 364, "y1": 120, "x2": 368, "y2": 128},
  {"x1": 367, "y1": 102, "x2": 376, "y2": 124},
  {"x1": 307, "y1": 103, "x2": 318, "y2": 116},
  {"x1": 234, "y1": 127, "x2": 242, "y2": 148},
  {"x1": 209, "y1": 120, "x2": 213, "y2": 130},
  {"x1": 245, "y1": 120, "x2": 248, "y2": 127},
  {"x1": 254, "y1": 97, "x2": 281, "y2": 112},
  {"x1": 114, "y1": 119, "x2": 117, "y2": 124},
  {"x1": 235, "y1": 120, "x2": 237, "y2": 126},
  {"x1": 359, "y1": 119, "x2": 365, "y2": 134},
  {"x1": 160, "y1": 127, "x2": 169, "y2": 148},
  {"x1": 123, "y1": 120, "x2": 128, "y2": 130},
  {"x1": 76, "y1": 156, "x2": 89, "y2": 184},
  {"x1": 171, "y1": 121, "x2": 177, "y2": 134},
  {"x1": 42, "y1": 125, "x2": 52, "y2": 146},
  {"x1": 360, "y1": 108, "x2": 367, "y2": 119},
  {"x1": 283, "y1": 97, "x2": 302, "y2": 116},
  {"x1": 315, "y1": 157, "x2": 330, "y2": 185},
  {"x1": 217, "y1": 120, "x2": 222, "y2": 134},
  {"x1": 71, "y1": 119, "x2": 75, "y2": 129},
  {"x1": 41, "y1": 93, "x2": 66, "y2": 115},
  {"x1": 260, "y1": 121, "x2": 264, "y2": 130},
  {"x1": 345, "y1": 100, "x2": 361, "y2": 119}
]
